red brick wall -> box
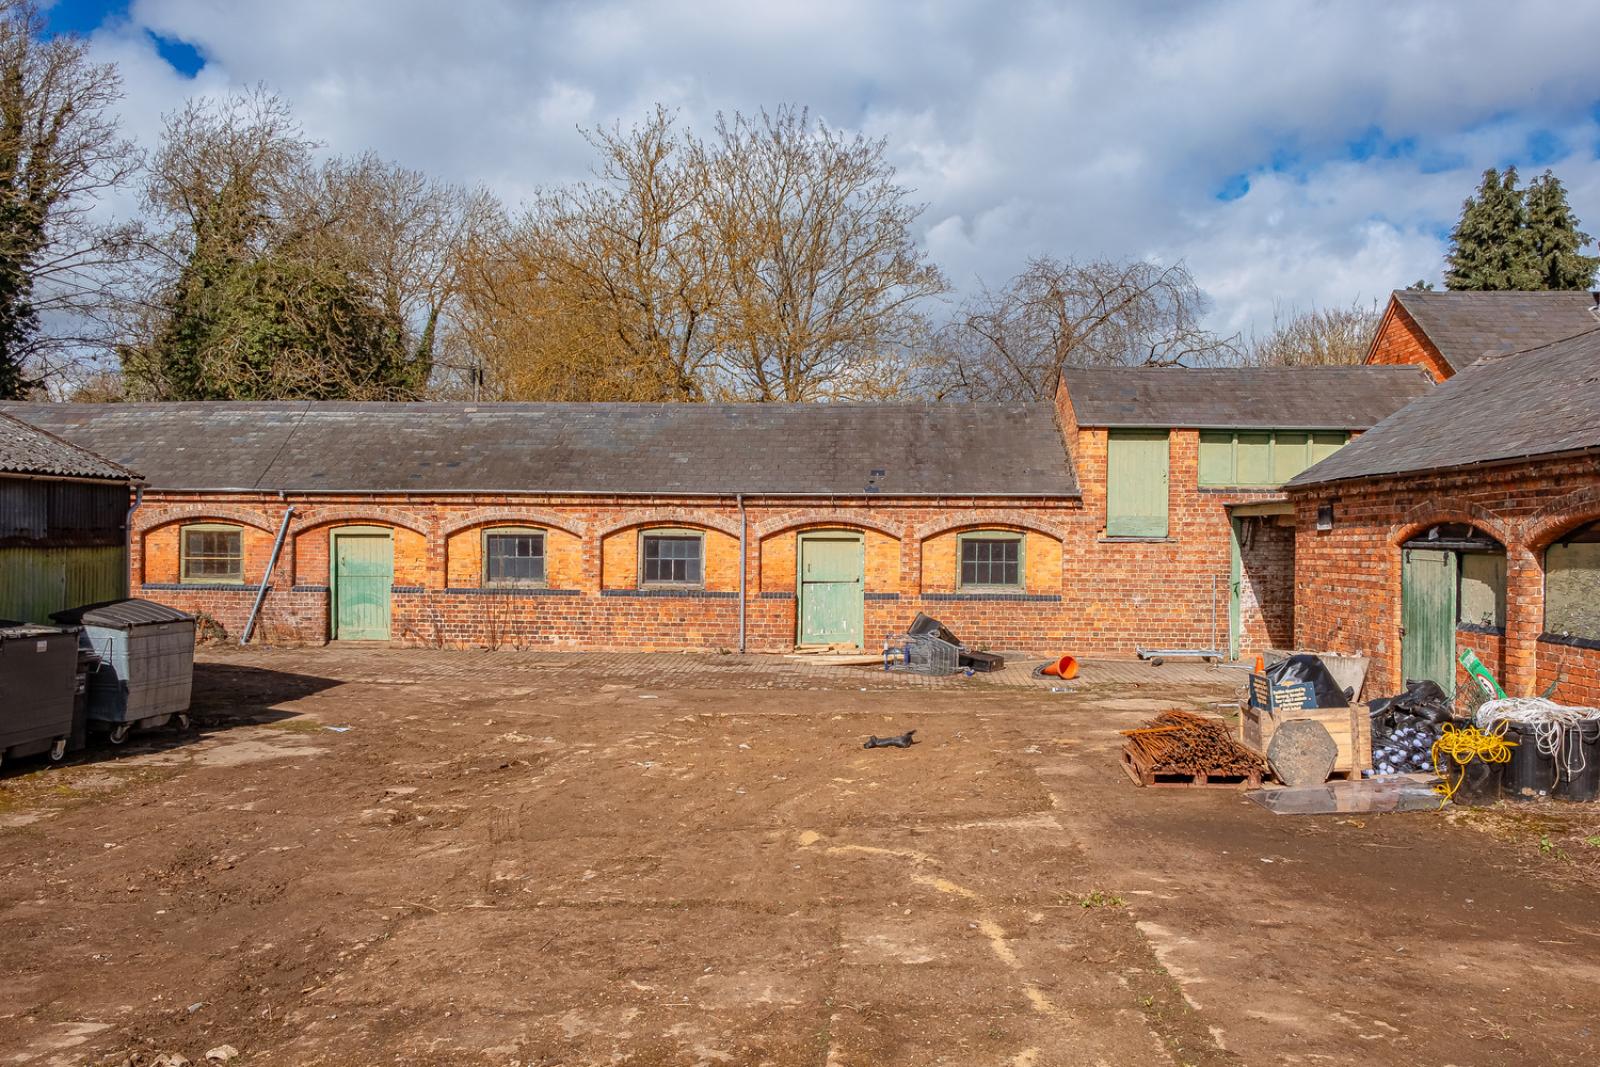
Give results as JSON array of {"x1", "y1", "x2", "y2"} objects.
[
  {"x1": 1237, "y1": 514, "x2": 1295, "y2": 651},
  {"x1": 121, "y1": 473, "x2": 1268, "y2": 657},
  {"x1": 1366, "y1": 301, "x2": 1454, "y2": 382},
  {"x1": 1290, "y1": 455, "x2": 1600, "y2": 706}
]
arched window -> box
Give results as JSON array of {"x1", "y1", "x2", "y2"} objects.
[
  {"x1": 1546, "y1": 521, "x2": 1600, "y2": 642},
  {"x1": 1403, "y1": 524, "x2": 1505, "y2": 631},
  {"x1": 180, "y1": 523, "x2": 244, "y2": 584},
  {"x1": 483, "y1": 527, "x2": 546, "y2": 586},
  {"x1": 958, "y1": 530, "x2": 1024, "y2": 590}
]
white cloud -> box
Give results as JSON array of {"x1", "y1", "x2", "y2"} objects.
[{"x1": 72, "y1": 0, "x2": 1600, "y2": 336}]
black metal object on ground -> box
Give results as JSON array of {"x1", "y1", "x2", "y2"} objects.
[{"x1": 863, "y1": 730, "x2": 917, "y2": 750}]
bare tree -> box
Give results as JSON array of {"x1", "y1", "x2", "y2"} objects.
[
  {"x1": 459, "y1": 105, "x2": 945, "y2": 402},
  {"x1": 1244, "y1": 300, "x2": 1381, "y2": 366},
  {"x1": 923, "y1": 256, "x2": 1239, "y2": 401},
  {"x1": 0, "y1": 0, "x2": 138, "y2": 396},
  {"x1": 696, "y1": 107, "x2": 945, "y2": 401}
]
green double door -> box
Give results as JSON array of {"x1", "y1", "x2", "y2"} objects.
[
  {"x1": 1401, "y1": 548, "x2": 1456, "y2": 696},
  {"x1": 798, "y1": 532, "x2": 865, "y2": 647},
  {"x1": 332, "y1": 529, "x2": 393, "y2": 641}
]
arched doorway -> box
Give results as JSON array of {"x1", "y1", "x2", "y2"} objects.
[{"x1": 1400, "y1": 523, "x2": 1506, "y2": 695}]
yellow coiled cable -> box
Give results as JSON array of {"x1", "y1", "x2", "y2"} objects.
[{"x1": 1431, "y1": 721, "x2": 1517, "y2": 803}]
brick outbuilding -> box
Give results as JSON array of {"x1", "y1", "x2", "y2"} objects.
[
  {"x1": 1292, "y1": 323, "x2": 1600, "y2": 707},
  {"x1": 3, "y1": 367, "x2": 1426, "y2": 657}
]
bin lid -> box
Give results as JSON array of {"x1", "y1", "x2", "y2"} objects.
[
  {"x1": 50, "y1": 598, "x2": 194, "y2": 628},
  {"x1": 0, "y1": 622, "x2": 69, "y2": 639}
]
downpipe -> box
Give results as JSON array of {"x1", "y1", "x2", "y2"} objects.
[
  {"x1": 241, "y1": 504, "x2": 296, "y2": 646},
  {"x1": 123, "y1": 484, "x2": 143, "y2": 598},
  {"x1": 737, "y1": 493, "x2": 747, "y2": 653}
]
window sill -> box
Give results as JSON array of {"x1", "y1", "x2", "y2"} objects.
[
  {"x1": 1457, "y1": 623, "x2": 1505, "y2": 637},
  {"x1": 923, "y1": 592, "x2": 1062, "y2": 603},
  {"x1": 145, "y1": 581, "x2": 253, "y2": 591},
  {"x1": 603, "y1": 588, "x2": 736, "y2": 599},
  {"x1": 1099, "y1": 536, "x2": 1176, "y2": 544},
  {"x1": 445, "y1": 586, "x2": 579, "y2": 597}
]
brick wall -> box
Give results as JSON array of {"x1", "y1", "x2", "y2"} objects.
[
  {"x1": 1366, "y1": 302, "x2": 1454, "y2": 382},
  {"x1": 1290, "y1": 455, "x2": 1600, "y2": 706},
  {"x1": 1237, "y1": 514, "x2": 1295, "y2": 651}
]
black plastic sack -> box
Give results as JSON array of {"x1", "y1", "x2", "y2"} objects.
[
  {"x1": 1263, "y1": 654, "x2": 1351, "y2": 709},
  {"x1": 1367, "y1": 679, "x2": 1454, "y2": 725}
]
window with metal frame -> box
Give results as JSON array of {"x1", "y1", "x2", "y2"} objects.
[
  {"x1": 1197, "y1": 430, "x2": 1349, "y2": 487},
  {"x1": 641, "y1": 530, "x2": 704, "y2": 585},
  {"x1": 484, "y1": 528, "x2": 546, "y2": 586},
  {"x1": 959, "y1": 533, "x2": 1023, "y2": 589},
  {"x1": 1546, "y1": 521, "x2": 1600, "y2": 641},
  {"x1": 180, "y1": 524, "x2": 244, "y2": 583}
]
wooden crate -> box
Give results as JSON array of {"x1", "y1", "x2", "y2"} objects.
[{"x1": 1240, "y1": 681, "x2": 1372, "y2": 776}]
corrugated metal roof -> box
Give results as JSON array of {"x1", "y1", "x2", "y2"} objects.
[
  {"x1": 1291, "y1": 327, "x2": 1600, "y2": 486},
  {"x1": 51, "y1": 598, "x2": 194, "y2": 628},
  {"x1": 0, "y1": 401, "x2": 1080, "y2": 498},
  {"x1": 1059, "y1": 366, "x2": 1433, "y2": 429},
  {"x1": 0, "y1": 411, "x2": 137, "y2": 481},
  {"x1": 1392, "y1": 290, "x2": 1600, "y2": 373}
]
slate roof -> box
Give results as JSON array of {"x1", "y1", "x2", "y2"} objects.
[
  {"x1": 1291, "y1": 328, "x2": 1600, "y2": 487},
  {"x1": 0, "y1": 410, "x2": 137, "y2": 481},
  {"x1": 1058, "y1": 366, "x2": 1433, "y2": 430},
  {"x1": 1391, "y1": 290, "x2": 1600, "y2": 373},
  {"x1": 0, "y1": 401, "x2": 1079, "y2": 498}
]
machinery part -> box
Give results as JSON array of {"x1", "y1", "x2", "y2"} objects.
[
  {"x1": 107, "y1": 723, "x2": 131, "y2": 745},
  {"x1": 49, "y1": 738, "x2": 67, "y2": 761}
]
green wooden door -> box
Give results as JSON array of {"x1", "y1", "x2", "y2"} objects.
[
  {"x1": 333, "y1": 531, "x2": 393, "y2": 640},
  {"x1": 1401, "y1": 548, "x2": 1456, "y2": 696},
  {"x1": 1106, "y1": 430, "x2": 1170, "y2": 537},
  {"x1": 798, "y1": 533, "x2": 864, "y2": 647}
]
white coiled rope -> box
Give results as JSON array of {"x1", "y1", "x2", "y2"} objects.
[{"x1": 1475, "y1": 697, "x2": 1600, "y2": 774}]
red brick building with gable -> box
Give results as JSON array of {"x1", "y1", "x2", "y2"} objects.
[
  {"x1": 1295, "y1": 313, "x2": 1600, "y2": 707},
  {"x1": 3, "y1": 367, "x2": 1426, "y2": 658}
]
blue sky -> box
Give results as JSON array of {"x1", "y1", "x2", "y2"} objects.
[{"x1": 43, "y1": 0, "x2": 1600, "y2": 338}]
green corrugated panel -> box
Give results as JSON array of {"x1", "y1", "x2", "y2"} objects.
[
  {"x1": 0, "y1": 545, "x2": 126, "y2": 624},
  {"x1": 1107, "y1": 430, "x2": 1169, "y2": 537}
]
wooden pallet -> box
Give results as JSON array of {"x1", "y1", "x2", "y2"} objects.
[{"x1": 1120, "y1": 746, "x2": 1264, "y2": 789}]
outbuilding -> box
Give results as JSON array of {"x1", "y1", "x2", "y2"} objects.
[{"x1": 0, "y1": 412, "x2": 140, "y2": 624}]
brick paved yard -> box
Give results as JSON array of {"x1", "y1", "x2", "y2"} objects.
[{"x1": 2, "y1": 649, "x2": 1598, "y2": 1066}]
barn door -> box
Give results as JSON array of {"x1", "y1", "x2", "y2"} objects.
[
  {"x1": 332, "y1": 529, "x2": 393, "y2": 641},
  {"x1": 1401, "y1": 548, "x2": 1456, "y2": 696},
  {"x1": 798, "y1": 532, "x2": 864, "y2": 648}
]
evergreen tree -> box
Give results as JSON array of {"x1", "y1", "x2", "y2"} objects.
[
  {"x1": 1523, "y1": 170, "x2": 1600, "y2": 290},
  {"x1": 1444, "y1": 167, "x2": 1541, "y2": 290}
]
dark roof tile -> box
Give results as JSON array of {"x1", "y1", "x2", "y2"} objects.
[
  {"x1": 1059, "y1": 366, "x2": 1432, "y2": 430},
  {"x1": 1393, "y1": 290, "x2": 1600, "y2": 373}
]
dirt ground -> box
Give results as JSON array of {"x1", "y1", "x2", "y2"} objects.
[{"x1": 2, "y1": 648, "x2": 1599, "y2": 1067}]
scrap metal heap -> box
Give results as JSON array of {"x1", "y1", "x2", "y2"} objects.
[{"x1": 1121, "y1": 709, "x2": 1267, "y2": 786}]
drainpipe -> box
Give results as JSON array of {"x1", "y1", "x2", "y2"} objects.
[
  {"x1": 123, "y1": 484, "x2": 143, "y2": 599},
  {"x1": 241, "y1": 503, "x2": 296, "y2": 646},
  {"x1": 737, "y1": 493, "x2": 747, "y2": 653}
]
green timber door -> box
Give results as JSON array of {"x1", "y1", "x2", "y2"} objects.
[
  {"x1": 798, "y1": 532, "x2": 864, "y2": 647},
  {"x1": 332, "y1": 529, "x2": 393, "y2": 640},
  {"x1": 1106, "y1": 430, "x2": 1170, "y2": 537},
  {"x1": 1401, "y1": 548, "x2": 1456, "y2": 696}
]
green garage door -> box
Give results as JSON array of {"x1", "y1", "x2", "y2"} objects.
[
  {"x1": 1401, "y1": 548, "x2": 1456, "y2": 696},
  {"x1": 798, "y1": 533, "x2": 864, "y2": 647},
  {"x1": 333, "y1": 529, "x2": 393, "y2": 641}
]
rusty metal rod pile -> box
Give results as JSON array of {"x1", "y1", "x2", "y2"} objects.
[{"x1": 1121, "y1": 709, "x2": 1266, "y2": 776}]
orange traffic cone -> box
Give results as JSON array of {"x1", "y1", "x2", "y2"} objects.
[
  {"x1": 1254, "y1": 654, "x2": 1265, "y2": 674},
  {"x1": 1041, "y1": 654, "x2": 1079, "y2": 680}
]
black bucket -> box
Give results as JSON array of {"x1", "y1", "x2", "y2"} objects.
[
  {"x1": 1500, "y1": 723, "x2": 1558, "y2": 800},
  {"x1": 1446, "y1": 754, "x2": 1503, "y2": 805},
  {"x1": 1554, "y1": 720, "x2": 1600, "y2": 803}
]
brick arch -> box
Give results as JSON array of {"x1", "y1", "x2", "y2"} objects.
[
  {"x1": 912, "y1": 509, "x2": 1068, "y2": 543},
  {"x1": 438, "y1": 508, "x2": 587, "y2": 539},
  {"x1": 290, "y1": 508, "x2": 432, "y2": 539},
  {"x1": 751, "y1": 510, "x2": 904, "y2": 541},
  {"x1": 1390, "y1": 501, "x2": 1514, "y2": 550},
  {"x1": 593, "y1": 510, "x2": 742, "y2": 541},
  {"x1": 1521, "y1": 486, "x2": 1600, "y2": 551},
  {"x1": 137, "y1": 505, "x2": 280, "y2": 536}
]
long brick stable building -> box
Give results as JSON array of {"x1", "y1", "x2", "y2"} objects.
[
  {"x1": 1287, "y1": 290, "x2": 1600, "y2": 707},
  {"x1": 4, "y1": 366, "x2": 1425, "y2": 657}
]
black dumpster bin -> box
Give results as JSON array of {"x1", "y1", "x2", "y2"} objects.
[
  {"x1": 0, "y1": 623, "x2": 80, "y2": 767},
  {"x1": 1446, "y1": 752, "x2": 1504, "y2": 805},
  {"x1": 1501, "y1": 722, "x2": 1558, "y2": 800},
  {"x1": 1554, "y1": 720, "x2": 1600, "y2": 802}
]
